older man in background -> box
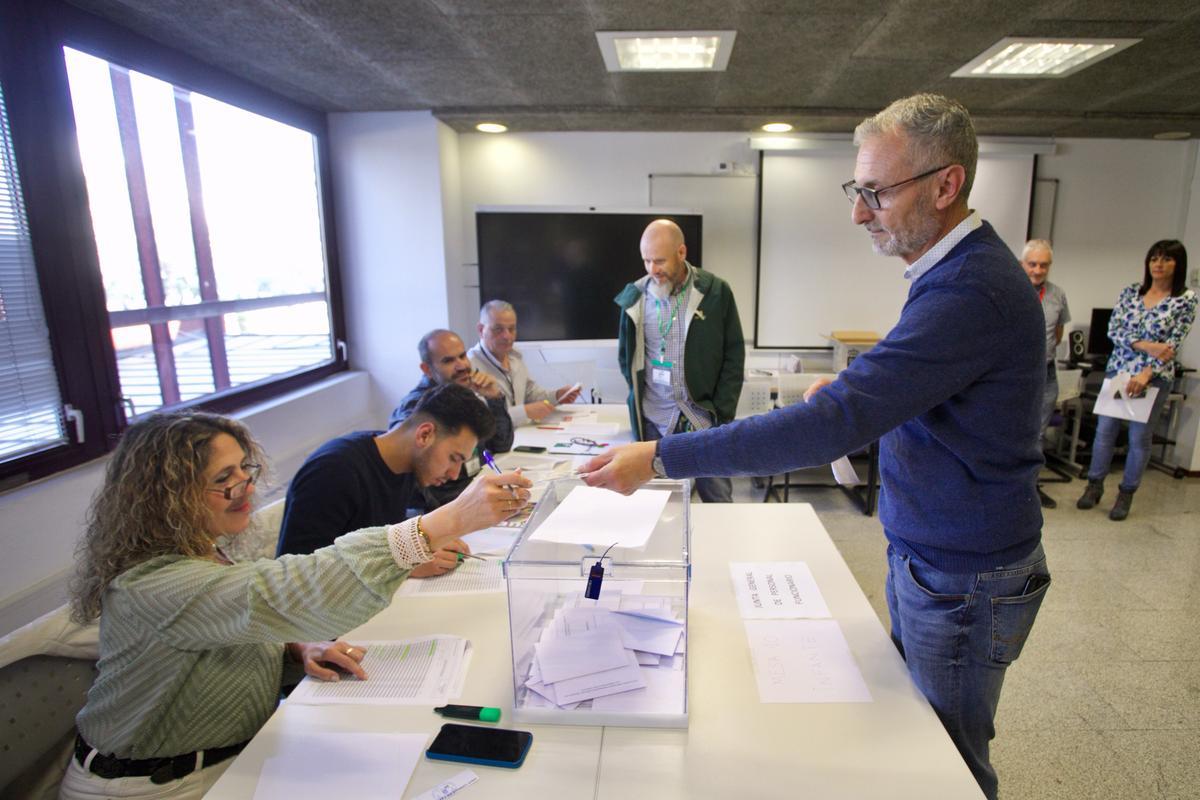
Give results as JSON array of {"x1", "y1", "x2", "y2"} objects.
[
  {"x1": 468, "y1": 300, "x2": 582, "y2": 426},
  {"x1": 1022, "y1": 238, "x2": 1071, "y2": 509}
]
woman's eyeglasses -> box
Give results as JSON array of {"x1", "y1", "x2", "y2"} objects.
[{"x1": 207, "y1": 463, "x2": 262, "y2": 500}]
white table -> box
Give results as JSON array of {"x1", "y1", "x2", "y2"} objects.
[{"x1": 207, "y1": 504, "x2": 982, "y2": 799}]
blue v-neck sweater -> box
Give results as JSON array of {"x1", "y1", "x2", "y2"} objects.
[{"x1": 660, "y1": 222, "x2": 1045, "y2": 572}]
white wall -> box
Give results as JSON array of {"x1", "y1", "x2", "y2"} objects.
[
  {"x1": 1174, "y1": 141, "x2": 1200, "y2": 470},
  {"x1": 0, "y1": 372, "x2": 375, "y2": 635},
  {"x1": 1036, "y1": 138, "x2": 1200, "y2": 471},
  {"x1": 453, "y1": 131, "x2": 757, "y2": 337},
  {"x1": 328, "y1": 111, "x2": 457, "y2": 419}
]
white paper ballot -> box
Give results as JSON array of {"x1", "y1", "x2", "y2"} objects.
[
  {"x1": 550, "y1": 651, "x2": 646, "y2": 704},
  {"x1": 535, "y1": 628, "x2": 628, "y2": 683},
  {"x1": 590, "y1": 664, "x2": 686, "y2": 714},
  {"x1": 730, "y1": 562, "x2": 831, "y2": 619},
  {"x1": 609, "y1": 611, "x2": 684, "y2": 656},
  {"x1": 529, "y1": 485, "x2": 670, "y2": 548},
  {"x1": 830, "y1": 455, "x2": 861, "y2": 486},
  {"x1": 1094, "y1": 374, "x2": 1160, "y2": 422},
  {"x1": 743, "y1": 619, "x2": 872, "y2": 703},
  {"x1": 253, "y1": 732, "x2": 426, "y2": 800}
]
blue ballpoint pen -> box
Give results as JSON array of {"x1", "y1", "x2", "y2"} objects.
[{"x1": 480, "y1": 451, "x2": 520, "y2": 499}]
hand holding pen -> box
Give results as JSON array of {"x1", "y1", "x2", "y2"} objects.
[{"x1": 481, "y1": 450, "x2": 532, "y2": 519}]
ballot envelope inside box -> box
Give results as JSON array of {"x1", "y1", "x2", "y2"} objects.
[{"x1": 503, "y1": 477, "x2": 691, "y2": 728}]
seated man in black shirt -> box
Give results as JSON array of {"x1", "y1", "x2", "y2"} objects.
[
  {"x1": 389, "y1": 329, "x2": 514, "y2": 510},
  {"x1": 276, "y1": 383, "x2": 496, "y2": 577}
]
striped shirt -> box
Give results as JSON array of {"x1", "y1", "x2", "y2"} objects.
[{"x1": 76, "y1": 523, "x2": 426, "y2": 759}]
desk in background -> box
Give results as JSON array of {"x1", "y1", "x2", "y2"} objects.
[{"x1": 207, "y1": 504, "x2": 982, "y2": 800}]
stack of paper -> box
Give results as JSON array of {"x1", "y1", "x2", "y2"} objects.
[{"x1": 522, "y1": 595, "x2": 685, "y2": 714}]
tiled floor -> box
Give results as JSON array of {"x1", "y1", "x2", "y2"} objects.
[{"x1": 729, "y1": 465, "x2": 1200, "y2": 800}]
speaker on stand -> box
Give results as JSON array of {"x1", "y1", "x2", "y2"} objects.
[{"x1": 1067, "y1": 329, "x2": 1086, "y2": 364}]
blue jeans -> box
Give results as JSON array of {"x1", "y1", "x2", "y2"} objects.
[
  {"x1": 886, "y1": 543, "x2": 1051, "y2": 800},
  {"x1": 1086, "y1": 375, "x2": 1171, "y2": 492},
  {"x1": 1039, "y1": 362, "x2": 1058, "y2": 447},
  {"x1": 642, "y1": 417, "x2": 733, "y2": 503}
]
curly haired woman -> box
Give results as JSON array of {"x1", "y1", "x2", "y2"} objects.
[{"x1": 62, "y1": 398, "x2": 529, "y2": 799}]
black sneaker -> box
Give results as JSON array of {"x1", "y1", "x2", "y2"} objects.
[{"x1": 1037, "y1": 487, "x2": 1057, "y2": 509}]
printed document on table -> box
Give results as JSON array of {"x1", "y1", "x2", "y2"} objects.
[
  {"x1": 397, "y1": 557, "x2": 505, "y2": 595},
  {"x1": 529, "y1": 485, "x2": 670, "y2": 548},
  {"x1": 743, "y1": 619, "x2": 872, "y2": 703},
  {"x1": 253, "y1": 732, "x2": 426, "y2": 800},
  {"x1": 288, "y1": 636, "x2": 468, "y2": 705},
  {"x1": 1094, "y1": 374, "x2": 1160, "y2": 422},
  {"x1": 730, "y1": 562, "x2": 831, "y2": 619}
]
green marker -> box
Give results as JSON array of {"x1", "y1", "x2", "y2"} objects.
[
  {"x1": 434, "y1": 704, "x2": 501, "y2": 722},
  {"x1": 456, "y1": 552, "x2": 487, "y2": 563}
]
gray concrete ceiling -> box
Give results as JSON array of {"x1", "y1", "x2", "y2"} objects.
[{"x1": 65, "y1": 0, "x2": 1200, "y2": 138}]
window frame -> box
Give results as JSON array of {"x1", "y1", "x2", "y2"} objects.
[{"x1": 0, "y1": 0, "x2": 347, "y2": 486}]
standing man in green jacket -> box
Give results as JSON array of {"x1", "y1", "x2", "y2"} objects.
[{"x1": 616, "y1": 218, "x2": 745, "y2": 502}]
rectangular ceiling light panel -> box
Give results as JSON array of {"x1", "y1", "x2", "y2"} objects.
[
  {"x1": 952, "y1": 37, "x2": 1140, "y2": 78},
  {"x1": 596, "y1": 30, "x2": 737, "y2": 72}
]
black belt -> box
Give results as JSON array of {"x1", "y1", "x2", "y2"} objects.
[{"x1": 75, "y1": 733, "x2": 248, "y2": 784}]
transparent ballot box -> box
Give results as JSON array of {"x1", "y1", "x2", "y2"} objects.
[{"x1": 503, "y1": 477, "x2": 691, "y2": 728}]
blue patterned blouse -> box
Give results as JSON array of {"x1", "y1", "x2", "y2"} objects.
[{"x1": 1105, "y1": 283, "x2": 1197, "y2": 381}]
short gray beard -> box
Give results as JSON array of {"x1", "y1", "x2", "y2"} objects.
[
  {"x1": 872, "y1": 191, "x2": 941, "y2": 259},
  {"x1": 647, "y1": 278, "x2": 674, "y2": 300}
]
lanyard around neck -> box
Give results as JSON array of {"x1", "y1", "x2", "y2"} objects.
[{"x1": 654, "y1": 274, "x2": 691, "y2": 356}]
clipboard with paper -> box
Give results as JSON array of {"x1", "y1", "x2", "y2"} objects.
[{"x1": 1093, "y1": 373, "x2": 1159, "y2": 423}]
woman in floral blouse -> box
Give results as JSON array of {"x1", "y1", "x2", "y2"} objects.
[{"x1": 1077, "y1": 240, "x2": 1196, "y2": 520}]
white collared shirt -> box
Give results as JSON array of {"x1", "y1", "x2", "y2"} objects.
[{"x1": 904, "y1": 211, "x2": 982, "y2": 282}]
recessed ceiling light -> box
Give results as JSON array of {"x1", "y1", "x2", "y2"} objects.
[
  {"x1": 1153, "y1": 131, "x2": 1191, "y2": 141},
  {"x1": 952, "y1": 37, "x2": 1140, "y2": 78},
  {"x1": 596, "y1": 31, "x2": 737, "y2": 72},
  {"x1": 761, "y1": 122, "x2": 794, "y2": 133},
  {"x1": 476, "y1": 122, "x2": 507, "y2": 133}
]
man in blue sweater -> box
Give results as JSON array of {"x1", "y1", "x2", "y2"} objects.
[{"x1": 581, "y1": 94, "x2": 1049, "y2": 800}]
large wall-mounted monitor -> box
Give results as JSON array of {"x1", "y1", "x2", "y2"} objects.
[{"x1": 476, "y1": 208, "x2": 702, "y2": 341}]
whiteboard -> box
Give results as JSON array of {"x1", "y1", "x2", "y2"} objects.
[
  {"x1": 649, "y1": 174, "x2": 758, "y2": 341},
  {"x1": 756, "y1": 151, "x2": 1034, "y2": 348}
]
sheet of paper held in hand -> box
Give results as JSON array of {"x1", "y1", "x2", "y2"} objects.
[
  {"x1": 528, "y1": 485, "x2": 671, "y2": 548},
  {"x1": 743, "y1": 619, "x2": 872, "y2": 703},
  {"x1": 287, "y1": 636, "x2": 468, "y2": 705},
  {"x1": 1093, "y1": 373, "x2": 1160, "y2": 422},
  {"x1": 730, "y1": 562, "x2": 831, "y2": 619},
  {"x1": 253, "y1": 732, "x2": 426, "y2": 800}
]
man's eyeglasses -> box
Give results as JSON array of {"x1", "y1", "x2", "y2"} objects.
[
  {"x1": 207, "y1": 463, "x2": 262, "y2": 500},
  {"x1": 841, "y1": 164, "x2": 951, "y2": 210}
]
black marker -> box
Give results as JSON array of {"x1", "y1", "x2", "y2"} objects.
[{"x1": 434, "y1": 704, "x2": 501, "y2": 722}]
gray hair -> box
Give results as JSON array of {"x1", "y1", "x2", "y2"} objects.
[
  {"x1": 418, "y1": 328, "x2": 457, "y2": 366},
  {"x1": 853, "y1": 93, "x2": 978, "y2": 203},
  {"x1": 479, "y1": 299, "x2": 515, "y2": 324},
  {"x1": 1022, "y1": 239, "x2": 1053, "y2": 260}
]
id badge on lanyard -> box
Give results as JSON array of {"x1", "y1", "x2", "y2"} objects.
[{"x1": 650, "y1": 357, "x2": 673, "y2": 386}]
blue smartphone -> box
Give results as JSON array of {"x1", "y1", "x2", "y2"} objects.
[{"x1": 425, "y1": 723, "x2": 533, "y2": 769}]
